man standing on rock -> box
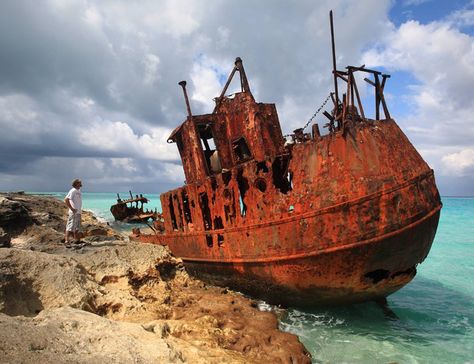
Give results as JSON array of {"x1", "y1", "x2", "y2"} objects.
[{"x1": 64, "y1": 179, "x2": 82, "y2": 246}]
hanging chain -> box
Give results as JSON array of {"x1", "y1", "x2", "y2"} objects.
[{"x1": 283, "y1": 93, "x2": 332, "y2": 138}]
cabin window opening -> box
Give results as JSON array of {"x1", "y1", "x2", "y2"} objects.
[
  {"x1": 181, "y1": 191, "x2": 192, "y2": 224},
  {"x1": 217, "y1": 234, "x2": 224, "y2": 247},
  {"x1": 206, "y1": 234, "x2": 213, "y2": 247},
  {"x1": 174, "y1": 194, "x2": 184, "y2": 231},
  {"x1": 168, "y1": 195, "x2": 178, "y2": 230},
  {"x1": 255, "y1": 178, "x2": 267, "y2": 192},
  {"x1": 236, "y1": 169, "x2": 249, "y2": 217},
  {"x1": 213, "y1": 216, "x2": 224, "y2": 230},
  {"x1": 272, "y1": 156, "x2": 292, "y2": 194},
  {"x1": 239, "y1": 195, "x2": 246, "y2": 217},
  {"x1": 222, "y1": 170, "x2": 232, "y2": 185},
  {"x1": 223, "y1": 189, "x2": 236, "y2": 224},
  {"x1": 198, "y1": 123, "x2": 222, "y2": 175},
  {"x1": 232, "y1": 137, "x2": 252, "y2": 163},
  {"x1": 198, "y1": 192, "x2": 212, "y2": 230},
  {"x1": 224, "y1": 205, "x2": 236, "y2": 224},
  {"x1": 256, "y1": 161, "x2": 269, "y2": 174},
  {"x1": 210, "y1": 177, "x2": 218, "y2": 191}
]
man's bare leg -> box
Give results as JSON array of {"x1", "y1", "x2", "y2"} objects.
[{"x1": 65, "y1": 229, "x2": 70, "y2": 243}]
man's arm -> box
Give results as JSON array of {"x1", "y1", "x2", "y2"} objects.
[{"x1": 64, "y1": 197, "x2": 77, "y2": 213}]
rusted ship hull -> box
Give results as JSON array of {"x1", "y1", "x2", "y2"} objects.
[
  {"x1": 131, "y1": 36, "x2": 442, "y2": 306},
  {"x1": 177, "y1": 207, "x2": 440, "y2": 306},
  {"x1": 133, "y1": 119, "x2": 441, "y2": 306},
  {"x1": 135, "y1": 178, "x2": 440, "y2": 306}
]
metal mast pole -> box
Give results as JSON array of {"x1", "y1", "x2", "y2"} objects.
[{"x1": 330, "y1": 10, "x2": 339, "y2": 110}]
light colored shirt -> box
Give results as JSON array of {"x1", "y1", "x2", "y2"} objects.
[{"x1": 66, "y1": 188, "x2": 82, "y2": 212}]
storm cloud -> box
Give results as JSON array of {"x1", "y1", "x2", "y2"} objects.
[{"x1": 0, "y1": 0, "x2": 472, "y2": 195}]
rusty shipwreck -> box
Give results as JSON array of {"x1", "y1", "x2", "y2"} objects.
[
  {"x1": 110, "y1": 191, "x2": 160, "y2": 223},
  {"x1": 132, "y1": 14, "x2": 442, "y2": 306}
]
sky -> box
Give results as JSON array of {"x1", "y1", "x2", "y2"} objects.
[{"x1": 0, "y1": 0, "x2": 473, "y2": 196}]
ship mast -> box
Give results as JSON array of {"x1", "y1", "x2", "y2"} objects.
[{"x1": 329, "y1": 10, "x2": 339, "y2": 112}]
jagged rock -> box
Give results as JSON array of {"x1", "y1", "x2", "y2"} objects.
[
  {"x1": 0, "y1": 227, "x2": 11, "y2": 248},
  {"x1": 0, "y1": 249, "x2": 100, "y2": 316},
  {"x1": 0, "y1": 196, "x2": 32, "y2": 234},
  {"x1": 0, "y1": 193, "x2": 311, "y2": 363},
  {"x1": 0, "y1": 307, "x2": 186, "y2": 364}
]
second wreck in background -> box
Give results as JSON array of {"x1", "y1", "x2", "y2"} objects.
[{"x1": 132, "y1": 13, "x2": 442, "y2": 306}]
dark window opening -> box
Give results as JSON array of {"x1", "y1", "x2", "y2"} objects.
[
  {"x1": 199, "y1": 192, "x2": 212, "y2": 230},
  {"x1": 210, "y1": 176, "x2": 218, "y2": 191},
  {"x1": 181, "y1": 191, "x2": 192, "y2": 224},
  {"x1": 239, "y1": 195, "x2": 246, "y2": 217},
  {"x1": 256, "y1": 161, "x2": 269, "y2": 174},
  {"x1": 206, "y1": 234, "x2": 213, "y2": 247},
  {"x1": 174, "y1": 194, "x2": 184, "y2": 231},
  {"x1": 217, "y1": 234, "x2": 224, "y2": 247},
  {"x1": 232, "y1": 137, "x2": 252, "y2": 163},
  {"x1": 272, "y1": 156, "x2": 293, "y2": 194},
  {"x1": 255, "y1": 178, "x2": 267, "y2": 192},
  {"x1": 198, "y1": 122, "x2": 221, "y2": 175},
  {"x1": 223, "y1": 189, "x2": 236, "y2": 225},
  {"x1": 168, "y1": 195, "x2": 178, "y2": 230},
  {"x1": 213, "y1": 216, "x2": 224, "y2": 230},
  {"x1": 222, "y1": 170, "x2": 232, "y2": 185},
  {"x1": 236, "y1": 168, "x2": 249, "y2": 217},
  {"x1": 224, "y1": 205, "x2": 236, "y2": 224}
]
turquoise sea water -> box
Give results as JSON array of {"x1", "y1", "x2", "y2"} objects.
[
  {"x1": 43, "y1": 193, "x2": 473, "y2": 363},
  {"x1": 36, "y1": 191, "x2": 163, "y2": 232}
]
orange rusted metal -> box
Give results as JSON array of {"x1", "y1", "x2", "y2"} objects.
[{"x1": 131, "y1": 19, "x2": 441, "y2": 306}]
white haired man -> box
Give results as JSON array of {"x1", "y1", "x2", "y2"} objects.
[{"x1": 64, "y1": 179, "x2": 82, "y2": 247}]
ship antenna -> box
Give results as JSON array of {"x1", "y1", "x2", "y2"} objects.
[
  {"x1": 178, "y1": 80, "x2": 193, "y2": 118},
  {"x1": 329, "y1": 10, "x2": 339, "y2": 110}
]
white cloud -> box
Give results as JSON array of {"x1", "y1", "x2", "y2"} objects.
[
  {"x1": 361, "y1": 17, "x2": 474, "y2": 190},
  {"x1": 78, "y1": 120, "x2": 179, "y2": 161},
  {"x1": 190, "y1": 55, "x2": 228, "y2": 109},
  {"x1": 83, "y1": 5, "x2": 102, "y2": 27},
  {"x1": 446, "y1": 3, "x2": 474, "y2": 28},
  {"x1": 143, "y1": 54, "x2": 161, "y2": 85},
  {"x1": 441, "y1": 148, "x2": 474, "y2": 176},
  {"x1": 402, "y1": 0, "x2": 432, "y2": 6}
]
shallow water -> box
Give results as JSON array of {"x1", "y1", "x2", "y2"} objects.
[
  {"x1": 42, "y1": 192, "x2": 473, "y2": 363},
  {"x1": 280, "y1": 197, "x2": 474, "y2": 363}
]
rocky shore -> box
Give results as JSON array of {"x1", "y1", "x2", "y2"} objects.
[{"x1": 0, "y1": 192, "x2": 311, "y2": 363}]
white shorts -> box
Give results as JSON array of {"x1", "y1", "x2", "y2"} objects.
[{"x1": 66, "y1": 211, "x2": 81, "y2": 232}]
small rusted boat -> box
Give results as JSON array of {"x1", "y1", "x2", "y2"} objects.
[
  {"x1": 111, "y1": 191, "x2": 160, "y2": 223},
  {"x1": 132, "y1": 13, "x2": 441, "y2": 306}
]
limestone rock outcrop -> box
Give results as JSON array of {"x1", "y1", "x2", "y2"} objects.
[{"x1": 0, "y1": 193, "x2": 311, "y2": 363}]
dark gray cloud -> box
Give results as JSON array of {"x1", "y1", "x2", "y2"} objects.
[{"x1": 0, "y1": 0, "x2": 472, "y2": 195}]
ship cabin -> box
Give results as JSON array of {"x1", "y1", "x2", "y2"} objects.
[
  {"x1": 168, "y1": 58, "x2": 286, "y2": 186},
  {"x1": 160, "y1": 58, "x2": 296, "y2": 235}
]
